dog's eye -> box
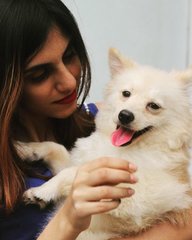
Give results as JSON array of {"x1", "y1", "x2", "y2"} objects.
[
  {"x1": 147, "y1": 102, "x2": 161, "y2": 110},
  {"x1": 122, "y1": 90, "x2": 131, "y2": 97}
]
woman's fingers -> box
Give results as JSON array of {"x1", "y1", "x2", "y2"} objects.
[
  {"x1": 69, "y1": 157, "x2": 138, "y2": 218},
  {"x1": 73, "y1": 185, "x2": 135, "y2": 202},
  {"x1": 75, "y1": 157, "x2": 138, "y2": 186},
  {"x1": 80, "y1": 157, "x2": 137, "y2": 173},
  {"x1": 72, "y1": 198, "x2": 122, "y2": 216},
  {"x1": 86, "y1": 168, "x2": 138, "y2": 186}
]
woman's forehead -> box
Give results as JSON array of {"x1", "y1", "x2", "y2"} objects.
[{"x1": 26, "y1": 28, "x2": 69, "y2": 70}]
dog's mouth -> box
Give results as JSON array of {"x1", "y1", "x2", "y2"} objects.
[{"x1": 111, "y1": 125, "x2": 152, "y2": 147}]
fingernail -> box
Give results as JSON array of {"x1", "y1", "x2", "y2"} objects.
[
  {"x1": 130, "y1": 174, "x2": 138, "y2": 182},
  {"x1": 128, "y1": 188, "x2": 135, "y2": 195},
  {"x1": 129, "y1": 163, "x2": 137, "y2": 172}
]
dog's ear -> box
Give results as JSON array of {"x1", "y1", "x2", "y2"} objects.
[
  {"x1": 108, "y1": 48, "x2": 136, "y2": 76},
  {"x1": 173, "y1": 68, "x2": 192, "y2": 99},
  {"x1": 173, "y1": 68, "x2": 192, "y2": 84}
]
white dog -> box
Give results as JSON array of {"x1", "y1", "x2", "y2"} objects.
[{"x1": 17, "y1": 49, "x2": 192, "y2": 239}]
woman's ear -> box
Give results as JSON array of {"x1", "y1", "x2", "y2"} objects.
[{"x1": 108, "y1": 48, "x2": 136, "y2": 77}]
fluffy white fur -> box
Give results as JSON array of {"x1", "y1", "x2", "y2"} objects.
[{"x1": 18, "y1": 49, "x2": 192, "y2": 239}]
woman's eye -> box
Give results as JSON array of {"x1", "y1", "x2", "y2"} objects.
[
  {"x1": 63, "y1": 47, "x2": 77, "y2": 64},
  {"x1": 122, "y1": 90, "x2": 131, "y2": 97},
  {"x1": 147, "y1": 102, "x2": 161, "y2": 110},
  {"x1": 25, "y1": 68, "x2": 51, "y2": 83}
]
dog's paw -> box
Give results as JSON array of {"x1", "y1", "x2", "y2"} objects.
[
  {"x1": 23, "y1": 188, "x2": 51, "y2": 208},
  {"x1": 15, "y1": 141, "x2": 43, "y2": 161}
]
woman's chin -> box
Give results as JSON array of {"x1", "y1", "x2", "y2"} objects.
[{"x1": 52, "y1": 103, "x2": 78, "y2": 119}]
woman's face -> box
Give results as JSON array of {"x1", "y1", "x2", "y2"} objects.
[{"x1": 22, "y1": 27, "x2": 81, "y2": 120}]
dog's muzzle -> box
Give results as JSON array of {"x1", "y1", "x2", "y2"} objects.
[{"x1": 111, "y1": 109, "x2": 152, "y2": 147}]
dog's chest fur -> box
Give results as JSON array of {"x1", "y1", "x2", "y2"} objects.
[{"x1": 70, "y1": 131, "x2": 192, "y2": 234}]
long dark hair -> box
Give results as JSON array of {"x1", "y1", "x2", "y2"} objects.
[{"x1": 0, "y1": 0, "x2": 94, "y2": 212}]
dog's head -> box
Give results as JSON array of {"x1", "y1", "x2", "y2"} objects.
[{"x1": 96, "y1": 48, "x2": 192, "y2": 150}]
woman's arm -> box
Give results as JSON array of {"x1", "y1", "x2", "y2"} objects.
[
  {"x1": 37, "y1": 204, "x2": 80, "y2": 240},
  {"x1": 111, "y1": 212, "x2": 192, "y2": 240},
  {"x1": 37, "y1": 157, "x2": 137, "y2": 240}
]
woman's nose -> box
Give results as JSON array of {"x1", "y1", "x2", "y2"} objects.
[{"x1": 55, "y1": 64, "x2": 77, "y2": 92}]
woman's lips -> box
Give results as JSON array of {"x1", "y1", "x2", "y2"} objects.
[{"x1": 53, "y1": 90, "x2": 77, "y2": 104}]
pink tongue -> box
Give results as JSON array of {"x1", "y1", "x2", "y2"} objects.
[{"x1": 111, "y1": 127, "x2": 135, "y2": 146}]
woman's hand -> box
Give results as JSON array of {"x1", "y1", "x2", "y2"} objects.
[
  {"x1": 37, "y1": 157, "x2": 137, "y2": 240},
  {"x1": 63, "y1": 157, "x2": 137, "y2": 233}
]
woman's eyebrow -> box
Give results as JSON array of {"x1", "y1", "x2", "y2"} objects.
[
  {"x1": 24, "y1": 40, "x2": 73, "y2": 74},
  {"x1": 24, "y1": 63, "x2": 52, "y2": 74}
]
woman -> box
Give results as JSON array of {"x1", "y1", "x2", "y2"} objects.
[
  {"x1": 0, "y1": 0, "x2": 191, "y2": 240},
  {"x1": 0, "y1": 0, "x2": 136, "y2": 239}
]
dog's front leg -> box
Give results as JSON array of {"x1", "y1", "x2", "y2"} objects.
[
  {"x1": 23, "y1": 166, "x2": 78, "y2": 208},
  {"x1": 15, "y1": 141, "x2": 70, "y2": 174}
]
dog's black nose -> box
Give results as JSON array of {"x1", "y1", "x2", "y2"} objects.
[{"x1": 118, "y1": 110, "x2": 134, "y2": 125}]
